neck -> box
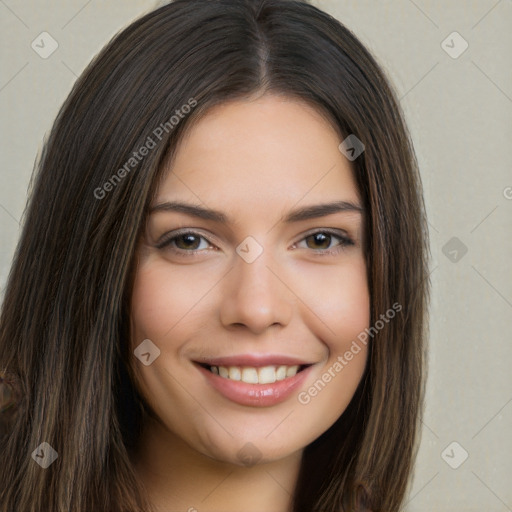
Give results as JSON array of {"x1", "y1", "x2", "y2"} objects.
[{"x1": 131, "y1": 416, "x2": 302, "y2": 512}]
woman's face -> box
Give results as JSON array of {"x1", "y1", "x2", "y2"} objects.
[{"x1": 130, "y1": 94, "x2": 370, "y2": 465}]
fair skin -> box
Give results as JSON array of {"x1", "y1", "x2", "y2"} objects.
[{"x1": 129, "y1": 94, "x2": 370, "y2": 512}]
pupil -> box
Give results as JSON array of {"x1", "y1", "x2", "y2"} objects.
[
  {"x1": 310, "y1": 233, "x2": 330, "y2": 249},
  {"x1": 178, "y1": 234, "x2": 199, "y2": 249}
]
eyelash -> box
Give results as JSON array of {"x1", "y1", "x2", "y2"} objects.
[{"x1": 155, "y1": 228, "x2": 354, "y2": 257}]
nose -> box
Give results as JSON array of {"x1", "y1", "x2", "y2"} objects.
[{"x1": 219, "y1": 247, "x2": 293, "y2": 335}]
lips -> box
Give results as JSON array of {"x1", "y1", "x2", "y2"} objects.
[{"x1": 193, "y1": 354, "x2": 314, "y2": 407}]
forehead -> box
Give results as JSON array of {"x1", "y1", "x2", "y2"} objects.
[{"x1": 155, "y1": 95, "x2": 360, "y2": 211}]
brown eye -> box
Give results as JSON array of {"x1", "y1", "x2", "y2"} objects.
[
  {"x1": 305, "y1": 232, "x2": 332, "y2": 250},
  {"x1": 174, "y1": 233, "x2": 202, "y2": 250},
  {"x1": 295, "y1": 230, "x2": 354, "y2": 254},
  {"x1": 156, "y1": 231, "x2": 212, "y2": 253}
]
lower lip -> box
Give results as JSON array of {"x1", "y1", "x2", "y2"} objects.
[{"x1": 195, "y1": 363, "x2": 313, "y2": 407}]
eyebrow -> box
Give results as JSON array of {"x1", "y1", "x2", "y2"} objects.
[{"x1": 149, "y1": 200, "x2": 363, "y2": 223}]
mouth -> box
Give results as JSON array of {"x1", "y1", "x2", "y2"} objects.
[
  {"x1": 197, "y1": 362, "x2": 311, "y2": 385},
  {"x1": 193, "y1": 355, "x2": 315, "y2": 407}
]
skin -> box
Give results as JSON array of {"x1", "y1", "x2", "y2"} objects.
[{"x1": 129, "y1": 94, "x2": 370, "y2": 512}]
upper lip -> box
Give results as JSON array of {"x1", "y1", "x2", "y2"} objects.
[{"x1": 194, "y1": 354, "x2": 313, "y2": 367}]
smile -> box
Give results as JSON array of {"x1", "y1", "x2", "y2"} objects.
[
  {"x1": 203, "y1": 364, "x2": 307, "y2": 384},
  {"x1": 194, "y1": 356, "x2": 314, "y2": 407}
]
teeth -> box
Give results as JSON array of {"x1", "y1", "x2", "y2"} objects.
[
  {"x1": 286, "y1": 365, "x2": 299, "y2": 377},
  {"x1": 258, "y1": 366, "x2": 276, "y2": 384},
  {"x1": 209, "y1": 364, "x2": 302, "y2": 383},
  {"x1": 228, "y1": 366, "x2": 241, "y2": 381},
  {"x1": 276, "y1": 365, "x2": 287, "y2": 381},
  {"x1": 241, "y1": 367, "x2": 258, "y2": 384}
]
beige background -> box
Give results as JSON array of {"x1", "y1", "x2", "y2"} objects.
[{"x1": 1, "y1": 1, "x2": 511, "y2": 510}]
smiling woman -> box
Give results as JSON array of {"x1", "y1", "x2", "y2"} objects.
[
  {"x1": 0, "y1": 1, "x2": 429, "y2": 512},
  {"x1": 129, "y1": 96, "x2": 371, "y2": 509}
]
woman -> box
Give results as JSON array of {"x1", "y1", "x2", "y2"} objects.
[{"x1": 0, "y1": 0, "x2": 430, "y2": 510}]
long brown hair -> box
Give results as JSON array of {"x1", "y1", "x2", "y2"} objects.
[{"x1": 0, "y1": 1, "x2": 429, "y2": 510}]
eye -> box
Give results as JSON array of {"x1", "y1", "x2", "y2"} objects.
[
  {"x1": 294, "y1": 229, "x2": 354, "y2": 255},
  {"x1": 156, "y1": 228, "x2": 355, "y2": 257},
  {"x1": 156, "y1": 230, "x2": 214, "y2": 255}
]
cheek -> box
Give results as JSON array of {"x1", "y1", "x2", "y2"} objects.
[
  {"x1": 128, "y1": 260, "x2": 208, "y2": 423},
  {"x1": 292, "y1": 257, "x2": 369, "y2": 426},
  {"x1": 130, "y1": 259, "x2": 209, "y2": 343},
  {"x1": 320, "y1": 257, "x2": 370, "y2": 385},
  {"x1": 295, "y1": 254, "x2": 370, "y2": 347}
]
